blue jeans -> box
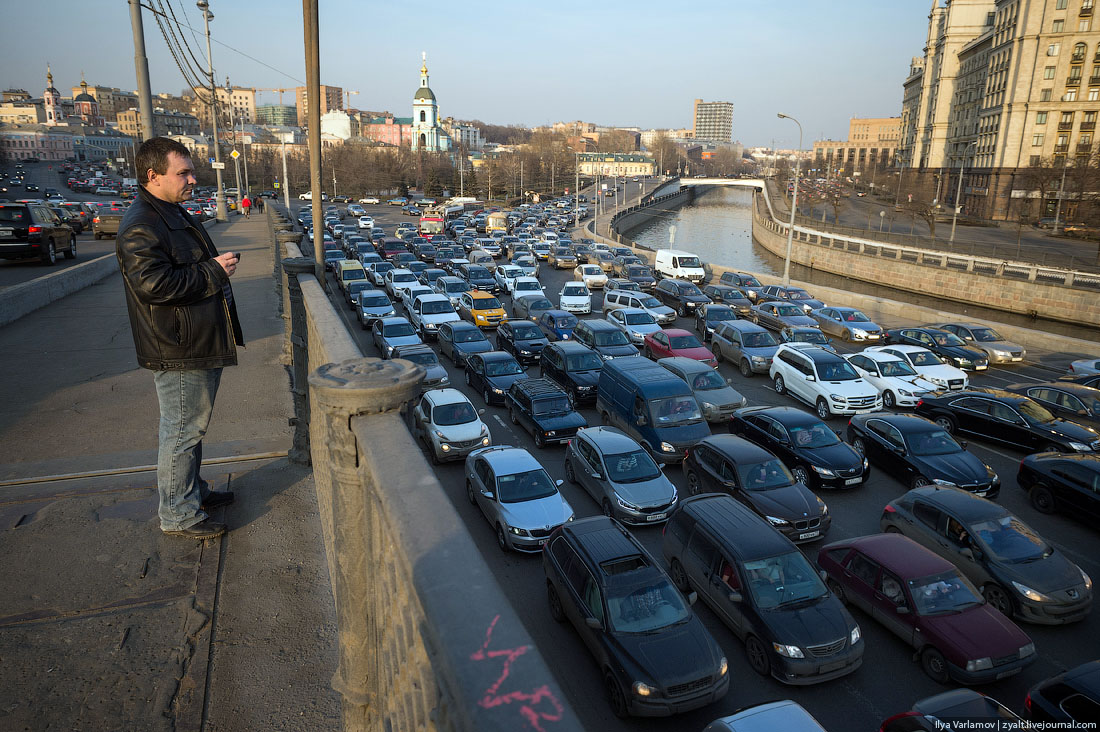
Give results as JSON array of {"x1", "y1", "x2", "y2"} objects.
[{"x1": 152, "y1": 368, "x2": 223, "y2": 531}]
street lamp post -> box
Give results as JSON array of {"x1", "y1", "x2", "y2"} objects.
[
  {"x1": 949, "y1": 141, "x2": 977, "y2": 245},
  {"x1": 197, "y1": 0, "x2": 227, "y2": 222},
  {"x1": 777, "y1": 113, "x2": 803, "y2": 286}
]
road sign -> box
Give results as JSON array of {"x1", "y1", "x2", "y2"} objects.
[
  {"x1": 230, "y1": 150, "x2": 240, "y2": 160},
  {"x1": 211, "y1": 162, "x2": 226, "y2": 170},
  {"x1": 274, "y1": 181, "x2": 280, "y2": 188},
  {"x1": 116, "y1": 157, "x2": 126, "y2": 163}
]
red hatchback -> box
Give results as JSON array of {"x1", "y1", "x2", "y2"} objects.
[
  {"x1": 817, "y1": 533, "x2": 1035, "y2": 685},
  {"x1": 643, "y1": 328, "x2": 717, "y2": 368}
]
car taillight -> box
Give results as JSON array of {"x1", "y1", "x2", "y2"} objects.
[
  {"x1": 93, "y1": 217, "x2": 100, "y2": 224},
  {"x1": 883, "y1": 504, "x2": 897, "y2": 513},
  {"x1": 1024, "y1": 693, "x2": 1032, "y2": 712},
  {"x1": 915, "y1": 399, "x2": 924, "y2": 408},
  {"x1": 28, "y1": 225, "x2": 41, "y2": 234}
]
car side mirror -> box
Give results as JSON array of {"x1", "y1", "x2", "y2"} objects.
[
  {"x1": 478, "y1": 408, "x2": 486, "y2": 415},
  {"x1": 820, "y1": 569, "x2": 829, "y2": 583},
  {"x1": 805, "y1": 375, "x2": 816, "y2": 381},
  {"x1": 960, "y1": 548, "x2": 974, "y2": 560},
  {"x1": 895, "y1": 606, "x2": 910, "y2": 615},
  {"x1": 726, "y1": 590, "x2": 743, "y2": 603},
  {"x1": 687, "y1": 591, "x2": 699, "y2": 606},
  {"x1": 555, "y1": 479, "x2": 564, "y2": 487},
  {"x1": 590, "y1": 473, "x2": 603, "y2": 481},
  {"x1": 481, "y1": 489, "x2": 494, "y2": 499},
  {"x1": 959, "y1": 440, "x2": 968, "y2": 449},
  {"x1": 585, "y1": 617, "x2": 602, "y2": 629}
]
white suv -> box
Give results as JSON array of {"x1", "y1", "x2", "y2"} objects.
[{"x1": 769, "y1": 343, "x2": 882, "y2": 420}]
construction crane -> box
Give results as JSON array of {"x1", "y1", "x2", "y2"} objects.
[
  {"x1": 255, "y1": 87, "x2": 293, "y2": 105},
  {"x1": 343, "y1": 90, "x2": 359, "y2": 110}
]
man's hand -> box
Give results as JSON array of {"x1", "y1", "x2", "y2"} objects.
[{"x1": 214, "y1": 252, "x2": 239, "y2": 277}]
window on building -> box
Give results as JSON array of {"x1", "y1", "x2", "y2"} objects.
[
  {"x1": 1049, "y1": 42, "x2": 1062, "y2": 56},
  {"x1": 1045, "y1": 65, "x2": 1057, "y2": 79},
  {"x1": 1066, "y1": 89, "x2": 1079, "y2": 101},
  {"x1": 1030, "y1": 154, "x2": 1042, "y2": 166},
  {"x1": 1062, "y1": 111, "x2": 1076, "y2": 126},
  {"x1": 1033, "y1": 133, "x2": 1046, "y2": 146},
  {"x1": 1057, "y1": 0, "x2": 1067, "y2": 8},
  {"x1": 1037, "y1": 111, "x2": 1049, "y2": 125},
  {"x1": 1054, "y1": 19, "x2": 1065, "y2": 32},
  {"x1": 1081, "y1": 19, "x2": 1092, "y2": 31},
  {"x1": 1074, "y1": 42, "x2": 1088, "y2": 62},
  {"x1": 1041, "y1": 88, "x2": 1053, "y2": 101}
]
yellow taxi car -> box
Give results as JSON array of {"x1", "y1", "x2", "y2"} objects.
[{"x1": 458, "y1": 290, "x2": 507, "y2": 328}]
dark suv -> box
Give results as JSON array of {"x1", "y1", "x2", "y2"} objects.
[
  {"x1": 540, "y1": 341, "x2": 604, "y2": 405},
  {"x1": 543, "y1": 515, "x2": 730, "y2": 717},
  {"x1": 0, "y1": 202, "x2": 75, "y2": 264},
  {"x1": 505, "y1": 378, "x2": 587, "y2": 448},
  {"x1": 654, "y1": 278, "x2": 711, "y2": 317}
]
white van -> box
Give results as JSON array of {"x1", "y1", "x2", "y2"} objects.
[
  {"x1": 541, "y1": 231, "x2": 560, "y2": 244},
  {"x1": 654, "y1": 248, "x2": 705, "y2": 283}
]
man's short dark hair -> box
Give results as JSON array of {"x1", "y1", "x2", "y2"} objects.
[{"x1": 136, "y1": 137, "x2": 192, "y2": 185}]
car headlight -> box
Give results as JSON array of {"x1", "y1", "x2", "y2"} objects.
[
  {"x1": 765, "y1": 515, "x2": 790, "y2": 526},
  {"x1": 811, "y1": 465, "x2": 835, "y2": 477},
  {"x1": 850, "y1": 626, "x2": 861, "y2": 645},
  {"x1": 817, "y1": 496, "x2": 828, "y2": 515},
  {"x1": 1011, "y1": 581, "x2": 1053, "y2": 602},
  {"x1": 440, "y1": 443, "x2": 451, "y2": 452},
  {"x1": 492, "y1": 387, "x2": 504, "y2": 394},
  {"x1": 1081, "y1": 567, "x2": 1093, "y2": 591},
  {"x1": 751, "y1": 356, "x2": 766, "y2": 364},
  {"x1": 507, "y1": 525, "x2": 530, "y2": 537},
  {"x1": 440, "y1": 376, "x2": 449, "y2": 384},
  {"x1": 773, "y1": 643, "x2": 804, "y2": 659},
  {"x1": 932, "y1": 479, "x2": 956, "y2": 487},
  {"x1": 481, "y1": 436, "x2": 491, "y2": 446},
  {"x1": 602, "y1": 353, "x2": 614, "y2": 361},
  {"x1": 851, "y1": 328, "x2": 867, "y2": 338},
  {"x1": 701, "y1": 401, "x2": 716, "y2": 413},
  {"x1": 632, "y1": 681, "x2": 654, "y2": 697},
  {"x1": 660, "y1": 441, "x2": 676, "y2": 453},
  {"x1": 966, "y1": 657, "x2": 993, "y2": 672},
  {"x1": 829, "y1": 393, "x2": 845, "y2": 403},
  {"x1": 1020, "y1": 642, "x2": 1036, "y2": 658},
  {"x1": 994, "y1": 350, "x2": 1010, "y2": 357},
  {"x1": 616, "y1": 494, "x2": 640, "y2": 511},
  {"x1": 863, "y1": 458, "x2": 869, "y2": 469},
  {"x1": 425, "y1": 322, "x2": 437, "y2": 330},
  {"x1": 1069, "y1": 441, "x2": 1091, "y2": 452},
  {"x1": 956, "y1": 358, "x2": 972, "y2": 367},
  {"x1": 718, "y1": 656, "x2": 728, "y2": 676}
]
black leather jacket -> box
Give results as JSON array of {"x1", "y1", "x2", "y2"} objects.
[{"x1": 116, "y1": 187, "x2": 244, "y2": 370}]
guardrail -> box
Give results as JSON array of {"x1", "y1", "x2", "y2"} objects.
[{"x1": 269, "y1": 206, "x2": 580, "y2": 732}]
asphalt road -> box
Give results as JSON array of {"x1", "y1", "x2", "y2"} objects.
[
  {"x1": 296, "y1": 199, "x2": 1100, "y2": 731},
  {"x1": 0, "y1": 161, "x2": 124, "y2": 288}
]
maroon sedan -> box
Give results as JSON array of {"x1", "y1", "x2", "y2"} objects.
[
  {"x1": 643, "y1": 328, "x2": 717, "y2": 368},
  {"x1": 817, "y1": 533, "x2": 1035, "y2": 685}
]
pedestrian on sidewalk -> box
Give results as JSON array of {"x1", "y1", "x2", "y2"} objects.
[
  {"x1": 116, "y1": 137, "x2": 244, "y2": 540},
  {"x1": 241, "y1": 194, "x2": 251, "y2": 218},
  {"x1": 255, "y1": 195, "x2": 264, "y2": 213}
]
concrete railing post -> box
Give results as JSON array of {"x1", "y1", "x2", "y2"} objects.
[
  {"x1": 283, "y1": 256, "x2": 315, "y2": 466},
  {"x1": 308, "y1": 358, "x2": 423, "y2": 731}
]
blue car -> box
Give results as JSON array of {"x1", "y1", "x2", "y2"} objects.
[{"x1": 537, "y1": 309, "x2": 579, "y2": 341}]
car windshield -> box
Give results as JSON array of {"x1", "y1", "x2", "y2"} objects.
[
  {"x1": 433, "y1": 401, "x2": 477, "y2": 426},
  {"x1": 607, "y1": 578, "x2": 691, "y2": 633},
  {"x1": 402, "y1": 351, "x2": 439, "y2": 367},
  {"x1": 555, "y1": 315, "x2": 579, "y2": 328},
  {"x1": 650, "y1": 395, "x2": 702, "y2": 425},
  {"x1": 383, "y1": 322, "x2": 416, "y2": 338},
  {"x1": 787, "y1": 289, "x2": 813, "y2": 300},
  {"x1": 678, "y1": 284, "x2": 703, "y2": 296},
  {"x1": 842, "y1": 310, "x2": 871, "y2": 322},
  {"x1": 474, "y1": 296, "x2": 502, "y2": 310},
  {"x1": 348, "y1": 282, "x2": 371, "y2": 294},
  {"x1": 512, "y1": 325, "x2": 543, "y2": 341},
  {"x1": 669, "y1": 334, "x2": 703, "y2": 349},
  {"x1": 706, "y1": 307, "x2": 735, "y2": 322},
  {"x1": 639, "y1": 296, "x2": 662, "y2": 308},
  {"x1": 454, "y1": 328, "x2": 487, "y2": 344},
  {"x1": 818, "y1": 360, "x2": 859, "y2": 381},
  {"x1": 624, "y1": 312, "x2": 655, "y2": 325},
  {"x1": 743, "y1": 552, "x2": 828, "y2": 610},
  {"x1": 421, "y1": 300, "x2": 454, "y2": 315},
  {"x1": 878, "y1": 359, "x2": 918, "y2": 377},
  {"x1": 496, "y1": 468, "x2": 558, "y2": 503},
  {"x1": 908, "y1": 350, "x2": 943, "y2": 366},
  {"x1": 602, "y1": 448, "x2": 662, "y2": 484},
  {"x1": 393, "y1": 273, "x2": 417, "y2": 283},
  {"x1": 969, "y1": 327, "x2": 1003, "y2": 342},
  {"x1": 742, "y1": 276, "x2": 762, "y2": 287},
  {"x1": 524, "y1": 297, "x2": 554, "y2": 311},
  {"x1": 909, "y1": 571, "x2": 983, "y2": 615},
  {"x1": 563, "y1": 285, "x2": 588, "y2": 297},
  {"x1": 533, "y1": 396, "x2": 572, "y2": 415},
  {"x1": 444, "y1": 281, "x2": 468, "y2": 293},
  {"x1": 740, "y1": 458, "x2": 795, "y2": 490},
  {"x1": 515, "y1": 281, "x2": 541, "y2": 292},
  {"x1": 566, "y1": 352, "x2": 602, "y2": 371},
  {"x1": 468, "y1": 266, "x2": 490, "y2": 278},
  {"x1": 743, "y1": 332, "x2": 779, "y2": 348},
  {"x1": 486, "y1": 358, "x2": 523, "y2": 376},
  {"x1": 931, "y1": 331, "x2": 967, "y2": 346},
  {"x1": 594, "y1": 330, "x2": 630, "y2": 346},
  {"x1": 774, "y1": 304, "x2": 804, "y2": 317},
  {"x1": 580, "y1": 266, "x2": 601, "y2": 275},
  {"x1": 374, "y1": 263, "x2": 394, "y2": 273},
  {"x1": 516, "y1": 257, "x2": 536, "y2": 267},
  {"x1": 970, "y1": 515, "x2": 1052, "y2": 563},
  {"x1": 677, "y1": 255, "x2": 702, "y2": 267},
  {"x1": 690, "y1": 371, "x2": 726, "y2": 391},
  {"x1": 789, "y1": 423, "x2": 841, "y2": 448}
]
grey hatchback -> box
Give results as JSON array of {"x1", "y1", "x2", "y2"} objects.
[
  {"x1": 564, "y1": 427, "x2": 679, "y2": 525},
  {"x1": 711, "y1": 320, "x2": 781, "y2": 378}
]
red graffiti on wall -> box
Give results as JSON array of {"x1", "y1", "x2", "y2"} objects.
[{"x1": 470, "y1": 614, "x2": 564, "y2": 732}]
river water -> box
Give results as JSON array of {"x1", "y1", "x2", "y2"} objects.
[{"x1": 626, "y1": 187, "x2": 1097, "y2": 343}]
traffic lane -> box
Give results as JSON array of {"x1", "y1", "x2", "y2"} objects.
[{"x1": 315, "y1": 260, "x2": 1097, "y2": 731}]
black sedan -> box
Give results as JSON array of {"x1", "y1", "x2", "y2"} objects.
[
  {"x1": 464, "y1": 351, "x2": 527, "y2": 406},
  {"x1": 885, "y1": 327, "x2": 989, "y2": 371},
  {"x1": 1026, "y1": 660, "x2": 1100, "y2": 723},
  {"x1": 1004, "y1": 382, "x2": 1100, "y2": 430},
  {"x1": 654, "y1": 279, "x2": 711, "y2": 317},
  {"x1": 436, "y1": 321, "x2": 492, "y2": 367},
  {"x1": 495, "y1": 319, "x2": 548, "y2": 366},
  {"x1": 683, "y1": 435, "x2": 831, "y2": 544},
  {"x1": 1059, "y1": 372, "x2": 1100, "y2": 389},
  {"x1": 701, "y1": 284, "x2": 752, "y2": 315},
  {"x1": 881, "y1": 486, "x2": 1092, "y2": 624},
  {"x1": 729, "y1": 406, "x2": 868, "y2": 490},
  {"x1": 1017, "y1": 452, "x2": 1100, "y2": 520},
  {"x1": 914, "y1": 388, "x2": 1100, "y2": 454},
  {"x1": 847, "y1": 412, "x2": 1000, "y2": 496}
]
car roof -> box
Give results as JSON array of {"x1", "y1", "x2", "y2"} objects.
[
  {"x1": 577, "y1": 426, "x2": 641, "y2": 453},
  {"x1": 614, "y1": 307, "x2": 648, "y2": 315},
  {"x1": 858, "y1": 412, "x2": 937, "y2": 430},
  {"x1": 904, "y1": 486, "x2": 1006, "y2": 522},
  {"x1": 857, "y1": 349, "x2": 905, "y2": 363},
  {"x1": 1012, "y1": 381, "x2": 1099, "y2": 397},
  {"x1": 700, "y1": 434, "x2": 775, "y2": 464},
  {"x1": 561, "y1": 516, "x2": 653, "y2": 571},
  {"x1": 550, "y1": 340, "x2": 591, "y2": 354},
  {"x1": 663, "y1": 328, "x2": 692, "y2": 337},
  {"x1": 836, "y1": 534, "x2": 954, "y2": 577},
  {"x1": 450, "y1": 321, "x2": 481, "y2": 331},
  {"x1": 394, "y1": 344, "x2": 435, "y2": 358},
  {"x1": 721, "y1": 319, "x2": 767, "y2": 333},
  {"x1": 479, "y1": 446, "x2": 544, "y2": 474},
  {"x1": 469, "y1": 290, "x2": 496, "y2": 300},
  {"x1": 426, "y1": 388, "x2": 471, "y2": 406},
  {"x1": 736, "y1": 405, "x2": 822, "y2": 427},
  {"x1": 659, "y1": 356, "x2": 712, "y2": 374},
  {"x1": 679, "y1": 493, "x2": 792, "y2": 560},
  {"x1": 479, "y1": 350, "x2": 515, "y2": 362},
  {"x1": 1027, "y1": 452, "x2": 1100, "y2": 469},
  {"x1": 544, "y1": 309, "x2": 574, "y2": 318},
  {"x1": 578, "y1": 319, "x2": 616, "y2": 331},
  {"x1": 378, "y1": 316, "x2": 410, "y2": 325}
]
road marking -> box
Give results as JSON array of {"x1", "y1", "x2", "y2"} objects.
[
  {"x1": 493, "y1": 415, "x2": 507, "y2": 428},
  {"x1": 966, "y1": 442, "x2": 1023, "y2": 463}
]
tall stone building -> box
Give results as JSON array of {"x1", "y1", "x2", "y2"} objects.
[
  {"x1": 295, "y1": 84, "x2": 342, "y2": 127},
  {"x1": 813, "y1": 117, "x2": 901, "y2": 175},
  {"x1": 898, "y1": 0, "x2": 1100, "y2": 220},
  {"x1": 692, "y1": 99, "x2": 734, "y2": 142}
]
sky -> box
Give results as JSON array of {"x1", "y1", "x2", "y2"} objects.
[{"x1": 4, "y1": 0, "x2": 934, "y2": 147}]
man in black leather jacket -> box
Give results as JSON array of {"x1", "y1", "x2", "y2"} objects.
[{"x1": 117, "y1": 137, "x2": 243, "y2": 539}]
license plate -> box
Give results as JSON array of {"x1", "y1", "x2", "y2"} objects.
[
  {"x1": 646, "y1": 513, "x2": 667, "y2": 522},
  {"x1": 844, "y1": 477, "x2": 861, "y2": 485},
  {"x1": 799, "y1": 530, "x2": 820, "y2": 540},
  {"x1": 820, "y1": 661, "x2": 846, "y2": 673},
  {"x1": 537, "y1": 539, "x2": 548, "y2": 546},
  {"x1": 853, "y1": 409, "x2": 874, "y2": 414},
  {"x1": 975, "y1": 364, "x2": 987, "y2": 370},
  {"x1": 996, "y1": 668, "x2": 1020, "y2": 680},
  {"x1": 0, "y1": 228, "x2": 12, "y2": 238}
]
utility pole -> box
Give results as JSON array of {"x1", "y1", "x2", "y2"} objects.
[
  {"x1": 281, "y1": 137, "x2": 290, "y2": 209},
  {"x1": 128, "y1": 0, "x2": 155, "y2": 141},
  {"x1": 241, "y1": 113, "x2": 249, "y2": 194},
  {"x1": 303, "y1": 0, "x2": 324, "y2": 285},
  {"x1": 949, "y1": 141, "x2": 976, "y2": 245},
  {"x1": 226, "y1": 78, "x2": 241, "y2": 197},
  {"x1": 574, "y1": 152, "x2": 580, "y2": 229},
  {"x1": 197, "y1": 1, "x2": 227, "y2": 222},
  {"x1": 778, "y1": 113, "x2": 802, "y2": 286},
  {"x1": 1053, "y1": 160, "x2": 1069, "y2": 231}
]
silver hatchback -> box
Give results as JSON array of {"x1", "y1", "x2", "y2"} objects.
[
  {"x1": 465, "y1": 446, "x2": 574, "y2": 552},
  {"x1": 564, "y1": 427, "x2": 678, "y2": 525}
]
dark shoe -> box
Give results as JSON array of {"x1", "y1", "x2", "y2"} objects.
[
  {"x1": 164, "y1": 518, "x2": 227, "y2": 539},
  {"x1": 201, "y1": 490, "x2": 235, "y2": 510}
]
